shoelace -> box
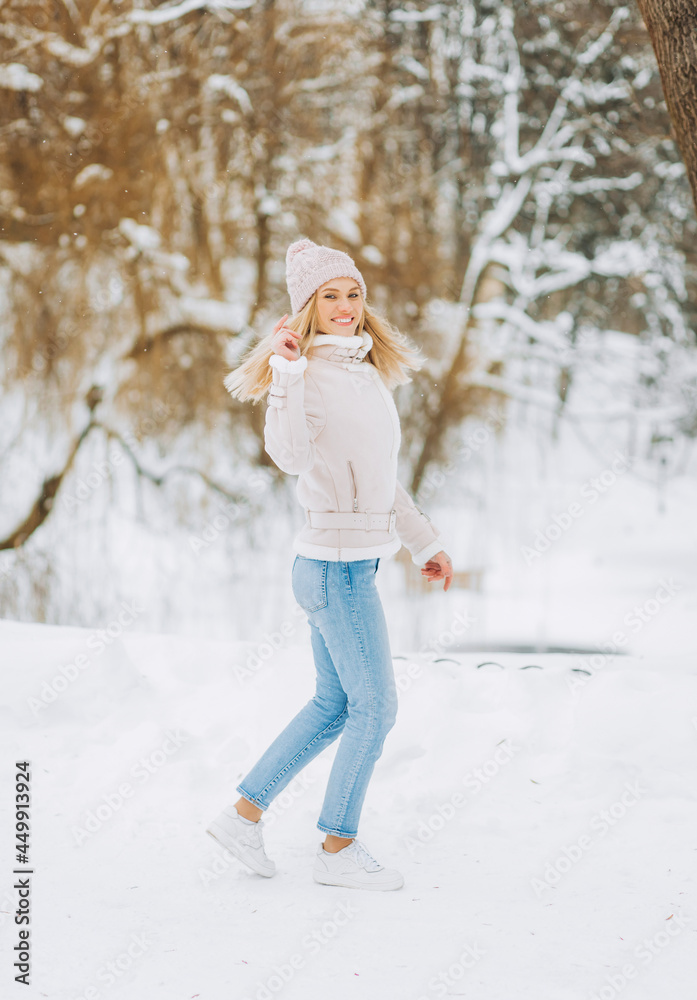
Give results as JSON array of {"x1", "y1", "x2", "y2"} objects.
[
  {"x1": 347, "y1": 839, "x2": 383, "y2": 872},
  {"x1": 233, "y1": 814, "x2": 264, "y2": 849}
]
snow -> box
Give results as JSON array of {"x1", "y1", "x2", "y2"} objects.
[
  {"x1": 0, "y1": 63, "x2": 43, "y2": 92},
  {"x1": 118, "y1": 219, "x2": 162, "y2": 252},
  {"x1": 389, "y1": 5, "x2": 445, "y2": 22},
  {"x1": 206, "y1": 74, "x2": 253, "y2": 114},
  {"x1": 473, "y1": 300, "x2": 570, "y2": 350},
  {"x1": 178, "y1": 295, "x2": 248, "y2": 331},
  {"x1": 2, "y1": 5, "x2": 697, "y2": 991},
  {"x1": 359, "y1": 245, "x2": 384, "y2": 266},
  {"x1": 45, "y1": 35, "x2": 103, "y2": 69},
  {"x1": 2, "y1": 410, "x2": 696, "y2": 999},
  {"x1": 62, "y1": 116, "x2": 87, "y2": 138},
  {"x1": 303, "y1": 142, "x2": 345, "y2": 163},
  {"x1": 73, "y1": 164, "x2": 115, "y2": 190},
  {"x1": 129, "y1": 0, "x2": 254, "y2": 27},
  {"x1": 576, "y1": 8, "x2": 631, "y2": 67},
  {"x1": 568, "y1": 171, "x2": 643, "y2": 196},
  {"x1": 327, "y1": 206, "x2": 362, "y2": 247},
  {"x1": 2, "y1": 616, "x2": 695, "y2": 999},
  {"x1": 399, "y1": 56, "x2": 430, "y2": 81},
  {"x1": 257, "y1": 194, "x2": 281, "y2": 217},
  {"x1": 385, "y1": 84, "x2": 426, "y2": 109}
]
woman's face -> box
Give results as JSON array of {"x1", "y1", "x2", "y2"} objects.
[{"x1": 316, "y1": 277, "x2": 363, "y2": 337}]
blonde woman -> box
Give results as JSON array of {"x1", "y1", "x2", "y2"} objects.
[{"x1": 207, "y1": 239, "x2": 453, "y2": 891}]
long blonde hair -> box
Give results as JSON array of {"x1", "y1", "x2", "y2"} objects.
[{"x1": 224, "y1": 291, "x2": 427, "y2": 402}]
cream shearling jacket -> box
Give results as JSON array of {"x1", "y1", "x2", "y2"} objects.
[{"x1": 263, "y1": 328, "x2": 445, "y2": 566}]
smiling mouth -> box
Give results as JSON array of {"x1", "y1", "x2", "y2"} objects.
[{"x1": 332, "y1": 317, "x2": 354, "y2": 325}]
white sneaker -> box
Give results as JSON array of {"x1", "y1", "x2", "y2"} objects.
[
  {"x1": 313, "y1": 838, "x2": 404, "y2": 891},
  {"x1": 205, "y1": 804, "x2": 276, "y2": 877}
]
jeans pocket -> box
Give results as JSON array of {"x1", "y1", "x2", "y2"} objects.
[{"x1": 292, "y1": 557, "x2": 328, "y2": 612}]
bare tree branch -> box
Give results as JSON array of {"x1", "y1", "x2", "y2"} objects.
[{"x1": 0, "y1": 425, "x2": 91, "y2": 550}]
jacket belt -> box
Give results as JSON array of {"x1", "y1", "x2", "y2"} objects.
[{"x1": 306, "y1": 509, "x2": 397, "y2": 532}]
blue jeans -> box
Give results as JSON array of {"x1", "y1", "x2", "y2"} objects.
[{"x1": 236, "y1": 555, "x2": 399, "y2": 838}]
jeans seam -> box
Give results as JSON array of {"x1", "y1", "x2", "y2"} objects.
[
  {"x1": 293, "y1": 557, "x2": 328, "y2": 612},
  {"x1": 316, "y1": 822, "x2": 358, "y2": 837},
  {"x1": 331, "y1": 560, "x2": 379, "y2": 834},
  {"x1": 235, "y1": 786, "x2": 268, "y2": 811},
  {"x1": 249, "y1": 704, "x2": 349, "y2": 804}
]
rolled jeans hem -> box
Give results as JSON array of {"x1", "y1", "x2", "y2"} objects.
[
  {"x1": 316, "y1": 823, "x2": 358, "y2": 838},
  {"x1": 235, "y1": 786, "x2": 269, "y2": 812}
]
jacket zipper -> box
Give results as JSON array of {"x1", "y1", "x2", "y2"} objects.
[{"x1": 347, "y1": 460, "x2": 359, "y2": 512}]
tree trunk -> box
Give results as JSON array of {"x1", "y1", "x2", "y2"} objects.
[{"x1": 636, "y1": 0, "x2": 697, "y2": 216}]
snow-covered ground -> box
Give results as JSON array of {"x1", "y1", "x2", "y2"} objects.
[
  {"x1": 1, "y1": 608, "x2": 695, "y2": 1000},
  {"x1": 2, "y1": 327, "x2": 696, "y2": 1000}
]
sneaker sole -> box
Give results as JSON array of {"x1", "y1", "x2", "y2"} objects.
[
  {"x1": 312, "y1": 869, "x2": 404, "y2": 891},
  {"x1": 205, "y1": 824, "x2": 276, "y2": 878}
]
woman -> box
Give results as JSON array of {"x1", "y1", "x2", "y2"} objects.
[{"x1": 207, "y1": 238, "x2": 453, "y2": 891}]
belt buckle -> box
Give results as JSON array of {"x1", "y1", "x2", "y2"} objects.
[{"x1": 389, "y1": 509, "x2": 396, "y2": 532}]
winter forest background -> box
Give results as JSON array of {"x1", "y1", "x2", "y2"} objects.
[
  {"x1": 2, "y1": 4, "x2": 697, "y2": 1000},
  {"x1": 1, "y1": 0, "x2": 696, "y2": 654}
]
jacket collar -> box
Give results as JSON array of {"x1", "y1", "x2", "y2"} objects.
[{"x1": 306, "y1": 328, "x2": 373, "y2": 365}]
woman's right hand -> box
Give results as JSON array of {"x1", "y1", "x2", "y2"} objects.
[{"x1": 270, "y1": 314, "x2": 302, "y2": 361}]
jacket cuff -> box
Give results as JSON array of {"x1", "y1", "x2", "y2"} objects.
[
  {"x1": 410, "y1": 537, "x2": 444, "y2": 567},
  {"x1": 269, "y1": 354, "x2": 307, "y2": 374}
]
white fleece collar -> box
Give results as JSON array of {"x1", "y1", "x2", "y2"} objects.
[
  {"x1": 308, "y1": 328, "x2": 373, "y2": 360},
  {"x1": 311, "y1": 332, "x2": 363, "y2": 348}
]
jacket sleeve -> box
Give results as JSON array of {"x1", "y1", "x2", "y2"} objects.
[
  {"x1": 263, "y1": 354, "x2": 326, "y2": 474},
  {"x1": 393, "y1": 478, "x2": 445, "y2": 567}
]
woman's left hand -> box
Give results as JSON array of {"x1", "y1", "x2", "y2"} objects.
[{"x1": 421, "y1": 550, "x2": 453, "y2": 591}]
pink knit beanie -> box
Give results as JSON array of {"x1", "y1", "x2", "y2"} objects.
[{"x1": 285, "y1": 238, "x2": 367, "y2": 316}]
